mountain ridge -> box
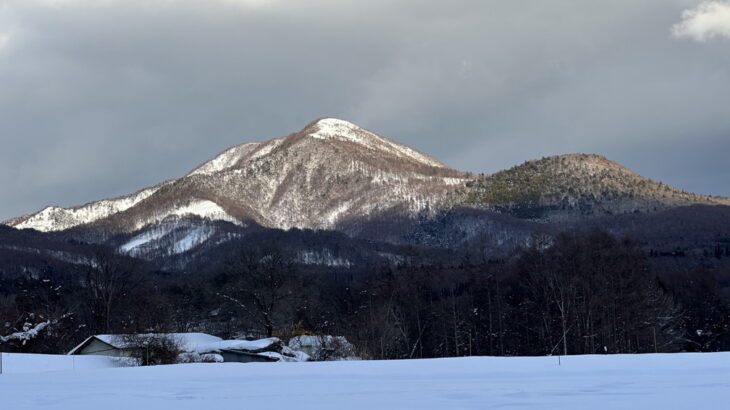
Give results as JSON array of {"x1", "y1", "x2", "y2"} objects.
[{"x1": 4, "y1": 119, "x2": 728, "y2": 240}]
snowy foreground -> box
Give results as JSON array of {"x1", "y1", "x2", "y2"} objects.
[{"x1": 2, "y1": 352, "x2": 730, "y2": 409}]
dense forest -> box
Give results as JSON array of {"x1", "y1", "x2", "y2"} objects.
[{"x1": 2, "y1": 230, "x2": 730, "y2": 358}]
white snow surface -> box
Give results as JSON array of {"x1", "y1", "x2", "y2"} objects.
[
  {"x1": 188, "y1": 142, "x2": 261, "y2": 176},
  {"x1": 0, "y1": 353, "x2": 133, "y2": 374},
  {"x1": 169, "y1": 200, "x2": 236, "y2": 222},
  {"x1": 11, "y1": 187, "x2": 159, "y2": 232},
  {"x1": 309, "y1": 118, "x2": 446, "y2": 168},
  {"x1": 195, "y1": 338, "x2": 281, "y2": 354},
  {"x1": 119, "y1": 223, "x2": 216, "y2": 256},
  {"x1": 171, "y1": 226, "x2": 215, "y2": 254},
  {"x1": 130, "y1": 200, "x2": 239, "y2": 232},
  {"x1": 2, "y1": 353, "x2": 730, "y2": 409},
  {"x1": 119, "y1": 227, "x2": 170, "y2": 253},
  {"x1": 247, "y1": 138, "x2": 284, "y2": 161}
]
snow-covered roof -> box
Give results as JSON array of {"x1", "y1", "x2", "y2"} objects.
[
  {"x1": 195, "y1": 337, "x2": 281, "y2": 354},
  {"x1": 68, "y1": 333, "x2": 223, "y2": 355}
]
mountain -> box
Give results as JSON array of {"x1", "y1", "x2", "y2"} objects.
[
  {"x1": 463, "y1": 153, "x2": 729, "y2": 219},
  {"x1": 3, "y1": 118, "x2": 729, "y2": 262},
  {"x1": 7, "y1": 119, "x2": 465, "y2": 234}
]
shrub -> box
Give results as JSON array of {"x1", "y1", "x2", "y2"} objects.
[{"x1": 115, "y1": 334, "x2": 184, "y2": 366}]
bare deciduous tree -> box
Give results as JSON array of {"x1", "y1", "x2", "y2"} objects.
[{"x1": 218, "y1": 245, "x2": 299, "y2": 337}]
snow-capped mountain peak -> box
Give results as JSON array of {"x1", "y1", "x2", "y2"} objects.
[
  {"x1": 189, "y1": 118, "x2": 447, "y2": 180},
  {"x1": 307, "y1": 118, "x2": 362, "y2": 139},
  {"x1": 4, "y1": 119, "x2": 464, "y2": 235},
  {"x1": 302, "y1": 118, "x2": 447, "y2": 169}
]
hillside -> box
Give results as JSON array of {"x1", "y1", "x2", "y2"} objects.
[{"x1": 464, "y1": 153, "x2": 729, "y2": 219}]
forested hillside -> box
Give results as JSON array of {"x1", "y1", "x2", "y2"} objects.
[{"x1": 3, "y1": 228, "x2": 730, "y2": 357}]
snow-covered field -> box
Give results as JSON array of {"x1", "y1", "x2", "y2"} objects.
[
  {"x1": 2, "y1": 352, "x2": 729, "y2": 409},
  {"x1": 0, "y1": 353, "x2": 129, "y2": 374}
]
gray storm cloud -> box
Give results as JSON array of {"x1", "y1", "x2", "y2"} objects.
[{"x1": 1, "y1": 0, "x2": 729, "y2": 220}]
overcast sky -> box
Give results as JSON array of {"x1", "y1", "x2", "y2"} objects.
[{"x1": 1, "y1": 0, "x2": 729, "y2": 220}]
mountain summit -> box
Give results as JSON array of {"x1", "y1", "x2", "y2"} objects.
[{"x1": 189, "y1": 118, "x2": 450, "y2": 178}]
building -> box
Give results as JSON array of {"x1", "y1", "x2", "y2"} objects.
[
  {"x1": 68, "y1": 333, "x2": 224, "y2": 357},
  {"x1": 68, "y1": 333, "x2": 282, "y2": 363}
]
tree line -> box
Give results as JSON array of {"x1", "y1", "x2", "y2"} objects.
[{"x1": 2, "y1": 230, "x2": 730, "y2": 358}]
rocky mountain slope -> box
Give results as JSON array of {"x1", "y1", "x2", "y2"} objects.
[
  {"x1": 7, "y1": 119, "x2": 465, "y2": 235},
  {"x1": 4, "y1": 118, "x2": 728, "y2": 261}
]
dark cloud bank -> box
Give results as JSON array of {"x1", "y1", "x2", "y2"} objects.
[{"x1": 1, "y1": 0, "x2": 729, "y2": 220}]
